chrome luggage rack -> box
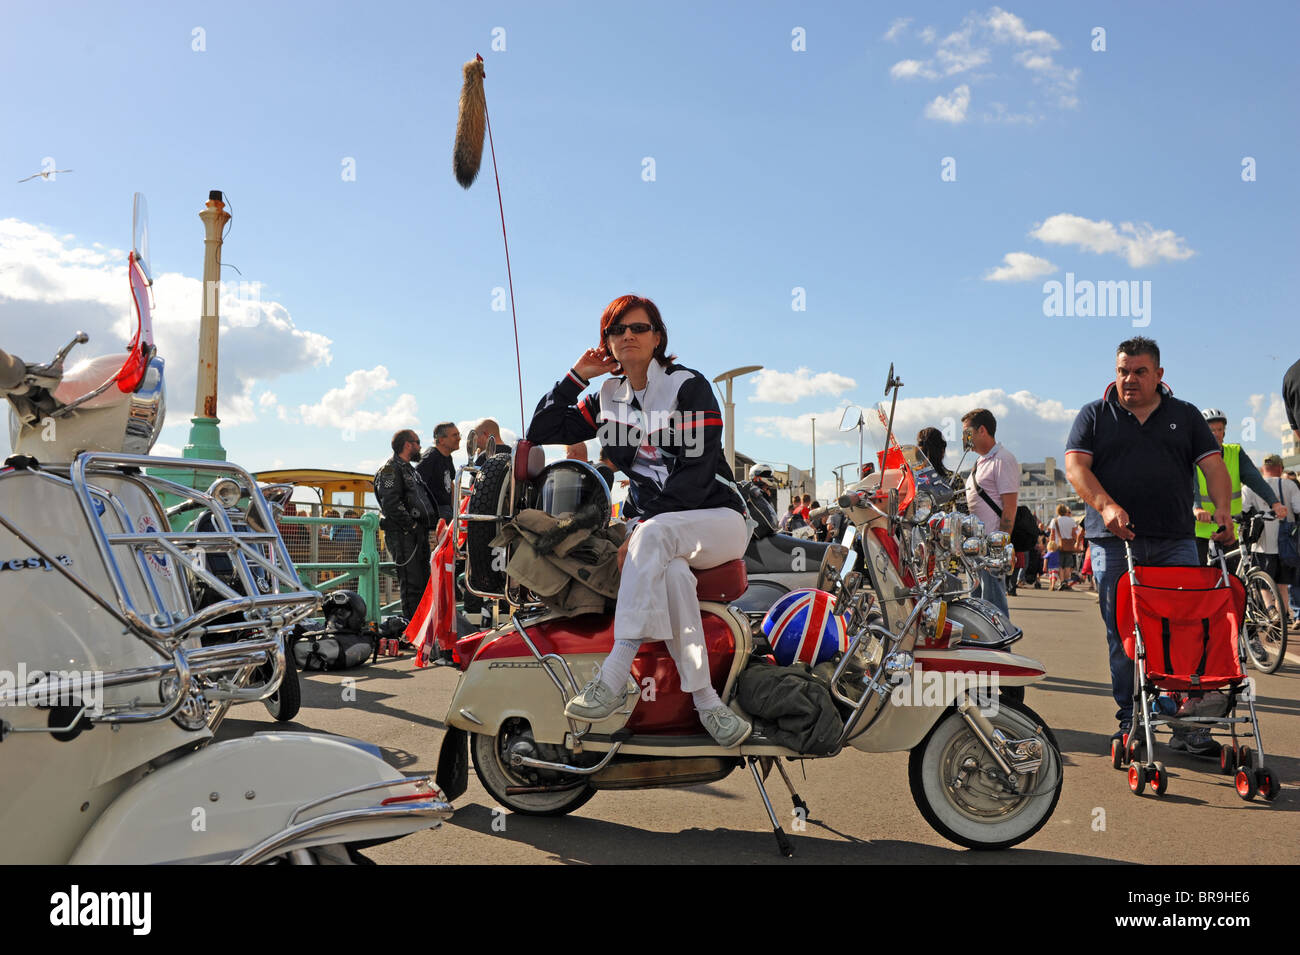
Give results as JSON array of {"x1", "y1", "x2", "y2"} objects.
[{"x1": 0, "y1": 452, "x2": 319, "y2": 734}]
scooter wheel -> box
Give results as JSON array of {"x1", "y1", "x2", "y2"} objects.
[
  {"x1": 1127, "y1": 763, "x2": 1147, "y2": 795},
  {"x1": 470, "y1": 725, "x2": 598, "y2": 817},
  {"x1": 264, "y1": 640, "x2": 302, "y2": 722},
  {"x1": 907, "y1": 698, "x2": 1062, "y2": 850},
  {"x1": 1235, "y1": 768, "x2": 1257, "y2": 801}
]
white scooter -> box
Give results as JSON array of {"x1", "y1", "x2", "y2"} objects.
[{"x1": 0, "y1": 194, "x2": 451, "y2": 863}]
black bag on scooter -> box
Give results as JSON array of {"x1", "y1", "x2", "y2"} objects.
[
  {"x1": 736, "y1": 660, "x2": 843, "y2": 755},
  {"x1": 290, "y1": 591, "x2": 376, "y2": 671}
]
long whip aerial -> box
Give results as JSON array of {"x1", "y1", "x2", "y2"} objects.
[{"x1": 454, "y1": 54, "x2": 526, "y2": 437}]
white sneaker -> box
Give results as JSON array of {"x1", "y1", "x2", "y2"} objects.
[
  {"x1": 564, "y1": 680, "x2": 627, "y2": 721},
  {"x1": 700, "y1": 706, "x2": 752, "y2": 748}
]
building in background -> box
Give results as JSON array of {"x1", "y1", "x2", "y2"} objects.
[{"x1": 1018, "y1": 456, "x2": 1080, "y2": 521}]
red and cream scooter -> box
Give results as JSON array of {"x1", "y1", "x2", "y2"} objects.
[{"x1": 436, "y1": 406, "x2": 1062, "y2": 854}]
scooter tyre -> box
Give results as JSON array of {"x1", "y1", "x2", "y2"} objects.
[
  {"x1": 264, "y1": 641, "x2": 302, "y2": 722},
  {"x1": 466, "y1": 453, "x2": 514, "y2": 595},
  {"x1": 907, "y1": 698, "x2": 1062, "y2": 851},
  {"x1": 470, "y1": 730, "x2": 597, "y2": 817}
]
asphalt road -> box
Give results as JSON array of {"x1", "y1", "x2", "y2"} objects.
[{"x1": 220, "y1": 586, "x2": 1300, "y2": 864}]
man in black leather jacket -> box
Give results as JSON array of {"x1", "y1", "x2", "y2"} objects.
[{"x1": 376, "y1": 429, "x2": 438, "y2": 618}]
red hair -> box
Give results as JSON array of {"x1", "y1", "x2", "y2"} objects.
[{"x1": 599, "y1": 295, "x2": 675, "y2": 370}]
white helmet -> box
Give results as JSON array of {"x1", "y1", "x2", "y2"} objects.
[{"x1": 1201, "y1": 408, "x2": 1227, "y2": 424}]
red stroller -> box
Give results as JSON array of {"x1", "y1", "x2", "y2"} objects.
[{"x1": 1109, "y1": 542, "x2": 1280, "y2": 801}]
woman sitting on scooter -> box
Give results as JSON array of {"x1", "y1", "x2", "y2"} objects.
[{"x1": 525, "y1": 295, "x2": 752, "y2": 747}]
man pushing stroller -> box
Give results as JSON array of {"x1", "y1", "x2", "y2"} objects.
[{"x1": 1065, "y1": 336, "x2": 1235, "y2": 755}]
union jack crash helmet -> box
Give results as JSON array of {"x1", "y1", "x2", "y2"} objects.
[{"x1": 761, "y1": 588, "x2": 850, "y2": 667}]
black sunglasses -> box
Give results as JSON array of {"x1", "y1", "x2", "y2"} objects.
[{"x1": 605, "y1": 322, "x2": 654, "y2": 337}]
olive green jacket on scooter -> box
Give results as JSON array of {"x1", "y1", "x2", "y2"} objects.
[{"x1": 492, "y1": 508, "x2": 627, "y2": 616}]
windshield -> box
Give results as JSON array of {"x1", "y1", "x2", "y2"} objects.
[
  {"x1": 861, "y1": 402, "x2": 916, "y2": 513},
  {"x1": 118, "y1": 193, "x2": 154, "y2": 393}
]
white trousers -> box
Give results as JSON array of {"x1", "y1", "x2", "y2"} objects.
[{"x1": 614, "y1": 507, "x2": 749, "y2": 693}]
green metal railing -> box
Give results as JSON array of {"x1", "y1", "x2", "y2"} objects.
[{"x1": 279, "y1": 513, "x2": 403, "y2": 623}]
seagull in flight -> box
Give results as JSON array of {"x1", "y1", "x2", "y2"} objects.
[{"x1": 18, "y1": 169, "x2": 73, "y2": 183}]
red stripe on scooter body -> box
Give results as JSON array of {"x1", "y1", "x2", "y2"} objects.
[{"x1": 471, "y1": 611, "x2": 737, "y2": 735}]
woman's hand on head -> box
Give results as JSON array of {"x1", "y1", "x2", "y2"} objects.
[{"x1": 574, "y1": 346, "x2": 618, "y2": 381}]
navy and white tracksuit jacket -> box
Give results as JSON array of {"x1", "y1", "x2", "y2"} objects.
[{"x1": 525, "y1": 359, "x2": 746, "y2": 522}]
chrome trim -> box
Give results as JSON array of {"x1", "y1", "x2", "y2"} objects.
[
  {"x1": 511, "y1": 741, "x2": 624, "y2": 775},
  {"x1": 287, "y1": 774, "x2": 441, "y2": 826},
  {"x1": 955, "y1": 697, "x2": 1017, "y2": 777},
  {"x1": 231, "y1": 801, "x2": 452, "y2": 865},
  {"x1": 458, "y1": 708, "x2": 484, "y2": 726}
]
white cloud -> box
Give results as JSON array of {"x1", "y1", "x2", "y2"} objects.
[
  {"x1": 984, "y1": 251, "x2": 1058, "y2": 282},
  {"x1": 1029, "y1": 213, "x2": 1195, "y2": 267},
  {"x1": 749, "y1": 367, "x2": 857, "y2": 404},
  {"x1": 986, "y1": 7, "x2": 1060, "y2": 48},
  {"x1": 0, "y1": 218, "x2": 332, "y2": 436},
  {"x1": 750, "y1": 406, "x2": 857, "y2": 447},
  {"x1": 886, "y1": 8, "x2": 1079, "y2": 122},
  {"x1": 749, "y1": 389, "x2": 1080, "y2": 472},
  {"x1": 883, "y1": 17, "x2": 911, "y2": 42},
  {"x1": 890, "y1": 59, "x2": 938, "y2": 80},
  {"x1": 1014, "y1": 50, "x2": 1080, "y2": 109},
  {"x1": 297, "y1": 366, "x2": 420, "y2": 433},
  {"x1": 258, "y1": 390, "x2": 278, "y2": 409},
  {"x1": 983, "y1": 101, "x2": 1036, "y2": 124},
  {"x1": 1246, "y1": 393, "x2": 1290, "y2": 451},
  {"x1": 936, "y1": 39, "x2": 990, "y2": 76},
  {"x1": 925, "y1": 85, "x2": 971, "y2": 123},
  {"x1": 152, "y1": 441, "x2": 183, "y2": 458}
]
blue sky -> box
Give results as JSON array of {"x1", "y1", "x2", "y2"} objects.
[{"x1": 2, "y1": 1, "x2": 1296, "y2": 499}]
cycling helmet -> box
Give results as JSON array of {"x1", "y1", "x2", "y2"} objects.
[
  {"x1": 761, "y1": 588, "x2": 850, "y2": 667},
  {"x1": 1201, "y1": 408, "x2": 1227, "y2": 424}
]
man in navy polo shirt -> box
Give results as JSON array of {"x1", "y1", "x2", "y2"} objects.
[{"x1": 1065, "y1": 336, "x2": 1234, "y2": 745}]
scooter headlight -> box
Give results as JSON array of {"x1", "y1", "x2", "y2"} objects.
[
  {"x1": 987, "y1": 530, "x2": 1010, "y2": 550},
  {"x1": 207, "y1": 478, "x2": 243, "y2": 509},
  {"x1": 962, "y1": 537, "x2": 984, "y2": 557}
]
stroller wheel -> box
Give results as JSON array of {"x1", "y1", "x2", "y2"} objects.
[
  {"x1": 1238, "y1": 746, "x2": 1254, "y2": 772},
  {"x1": 1127, "y1": 763, "x2": 1147, "y2": 795},
  {"x1": 1110, "y1": 738, "x2": 1126, "y2": 770},
  {"x1": 1255, "y1": 767, "x2": 1281, "y2": 802},
  {"x1": 1218, "y1": 743, "x2": 1238, "y2": 776},
  {"x1": 1235, "y1": 768, "x2": 1257, "y2": 801},
  {"x1": 1149, "y1": 761, "x2": 1168, "y2": 796},
  {"x1": 1126, "y1": 735, "x2": 1143, "y2": 764}
]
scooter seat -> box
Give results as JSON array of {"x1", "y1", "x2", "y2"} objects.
[{"x1": 692, "y1": 559, "x2": 747, "y2": 602}]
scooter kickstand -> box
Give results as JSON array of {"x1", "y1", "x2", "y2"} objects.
[
  {"x1": 748, "y1": 757, "x2": 794, "y2": 857},
  {"x1": 774, "y1": 759, "x2": 809, "y2": 816}
]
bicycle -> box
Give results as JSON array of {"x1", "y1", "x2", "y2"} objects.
[{"x1": 1207, "y1": 512, "x2": 1288, "y2": 674}]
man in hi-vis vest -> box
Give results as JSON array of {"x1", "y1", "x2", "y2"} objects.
[{"x1": 1193, "y1": 409, "x2": 1285, "y2": 565}]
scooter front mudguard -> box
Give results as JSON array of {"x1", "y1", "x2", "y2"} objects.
[
  {"x1": 68, "y1": 732, "x2": 452, "y2": 864},
  {"x1": 847, "y1": 648, "x2": 1046, "y2": 753}
]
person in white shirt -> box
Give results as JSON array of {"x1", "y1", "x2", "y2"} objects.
[
  {"x1": 1048, "y1": 503, "x2": 1081, "y2": 588},
  {"x1": 962, "y1": 408, "x2": 1019, "y2": 617},
  {"x1": 1242, "y1": 453, "x2": 1300, "y2": 615}
]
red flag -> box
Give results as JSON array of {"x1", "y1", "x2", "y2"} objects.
[{"x1": 408, "y1": 497, "x2": 470, "y2": 667}]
